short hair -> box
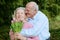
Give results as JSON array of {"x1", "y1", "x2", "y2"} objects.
[
  {"x1": 12, "y1": 7, "x2": 25, "y2": 18},
  {"x1": 26, "y1": 2, "x2": 39, "y2": 11}
]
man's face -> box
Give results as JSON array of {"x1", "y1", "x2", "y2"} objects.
[{"x1": 25, "y1": 5, "x2": 36, "y2": 18}]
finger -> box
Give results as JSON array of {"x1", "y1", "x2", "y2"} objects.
[
  {"x1": 9, "y1": 31, "x2": 14, "y2": 35},
  {"x1": 10, "y1": 35, "x2": 15, "y2": 40},
  {"x1": 15, "y1": 32, "x2": 19, "y2": 35}
]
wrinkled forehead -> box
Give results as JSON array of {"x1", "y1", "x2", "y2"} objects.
[{"x1": 26, "y1": 4, "x2": 34, "y2": 10}]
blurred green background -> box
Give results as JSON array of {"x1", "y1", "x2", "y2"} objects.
[{"x1": 0, "y1": 0, "x2": 60, "y2": 40}]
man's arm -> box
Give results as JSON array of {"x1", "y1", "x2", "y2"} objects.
[{"x1": 20, "y1": 16, "x2": 49, "y2": 37}]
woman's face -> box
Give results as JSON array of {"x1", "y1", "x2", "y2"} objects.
[{"x1": 16, "y1": 10, "x2": 26, "y2": 21}]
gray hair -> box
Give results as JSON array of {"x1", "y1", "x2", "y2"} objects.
[
  {"x1": 33, "y1": 2, "x2": 39, "y2": 11},
  {"x1": 12, "y1": 7, "x2": 25, "y2": 18},
  {"x1": 27, "y1": 2, "x2": 39, "y2": 11}
]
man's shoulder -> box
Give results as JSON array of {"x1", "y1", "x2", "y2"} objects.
[
  {"x1": 38, "y1": 11, "x2": 46, "y2": 16},
  {"x1": 37, "y1": 11, "x2": 48, "y2": 20}
]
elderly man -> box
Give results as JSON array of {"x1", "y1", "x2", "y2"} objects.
[{"x1": 9, "y1": 2, "x2": 50, "y2": 40}]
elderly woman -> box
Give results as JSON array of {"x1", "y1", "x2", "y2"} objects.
[{"x1": 9, "y1": 7, "x2": 39, "y2": 40}]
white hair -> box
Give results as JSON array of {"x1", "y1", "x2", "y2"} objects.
[
  {"x1": 12, "y1": 7, "x2": 25, "y2": 18},
  {"x1": 27, "y1": 2, "x2": 39, "y2": 11},
  {"x1": 33, "y1": 2, "x2": 39, "y2": 11}
]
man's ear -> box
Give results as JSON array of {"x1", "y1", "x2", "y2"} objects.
[{"x1": 34, "y1": 9, "x2": 37, "y2": 14}]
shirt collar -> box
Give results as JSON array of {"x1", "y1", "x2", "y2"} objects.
[
  {"x1": 33, "y1": 11, "x2": 40, "y2": 19},
  {"x1": 28, "y1": 11, "x2": 40, "y2": 21}
]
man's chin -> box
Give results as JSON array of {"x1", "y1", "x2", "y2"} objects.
[
  {"x1": 28, "y1": 16, "x2": 31, "y2": 18},
  {"x1": 27, "y1": 15, "x2": 31, "y2": 18}
]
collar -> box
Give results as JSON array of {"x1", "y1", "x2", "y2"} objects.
[
  {"x1": 28, "y1": 11, "x2": 40, "y2": 20},
  {"x1": 33, "y1": 11, "x2": 40, "y2": 19}
]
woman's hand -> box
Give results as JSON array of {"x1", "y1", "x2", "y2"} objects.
[
  {"x1": 14, "y1": 33, "x2": 27, "y2": 40},
  {"x1": 9, "y1": 29, "x2": 15, "y2": 40}
]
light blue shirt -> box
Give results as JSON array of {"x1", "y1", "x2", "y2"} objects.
[{"x1": 20, "y1": 11, "x2": 50, "y2": 40}]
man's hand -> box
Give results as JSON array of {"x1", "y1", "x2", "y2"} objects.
[{"x1": 14, "y1": 33, "x2": 27, "y2": 40}]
